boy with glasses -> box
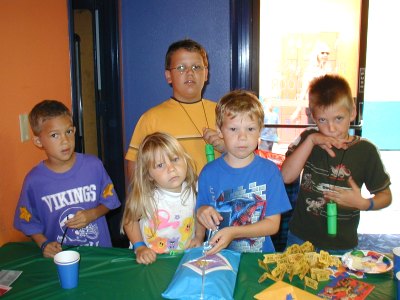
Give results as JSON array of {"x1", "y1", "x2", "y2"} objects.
[{"x1": 125, "y1": 39, "x2": 224, "y2": 177}]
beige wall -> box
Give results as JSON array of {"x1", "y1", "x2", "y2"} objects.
[{"x1": 0, "y1": 0, "x2": 72, "y2": 245}]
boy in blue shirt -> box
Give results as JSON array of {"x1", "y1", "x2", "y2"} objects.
[{"x1": 196, "y1": 90, "x2": 291, "y2": 254}]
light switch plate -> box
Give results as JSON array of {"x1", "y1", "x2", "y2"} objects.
[{"x1": 19, "y1": 114, "x2": 30, "y2": 142}]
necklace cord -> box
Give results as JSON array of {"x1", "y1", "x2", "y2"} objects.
[
  {"x1": 327, "y1": 148, "x2": 347, "y2": 202},
  {"x1": 172, "y1": 97, "x2": 210, "y2": 137}
]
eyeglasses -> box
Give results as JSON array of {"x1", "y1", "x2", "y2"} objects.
[
  {"x1": 168, "y1": 64, "x2": 207, "y2": 74},
  {"x1": 320, "y1": 52, "x2": 330, "y2": 55}
]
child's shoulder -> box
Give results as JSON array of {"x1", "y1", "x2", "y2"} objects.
[
  {"x1": 139, "y1": 99, "x2": 179, "y2": 119},
  {"x1": 348, "y1": 136, "x2": 379, "y2": 152},
  {"x1": 23, "y1": 160, "x2": 47, "y2": 181},
  {"x1": 78, "y1": 153, "x2": 104, "y2": 167},
  {"x1": 253, "y1": 154, "x2": 281, "y2": 171},
  {"x1": 202, "y1": 98, "x2": 217, "y2": 107}
]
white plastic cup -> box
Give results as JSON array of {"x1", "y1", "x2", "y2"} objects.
[
  {"x1": 54, "y1": 250, "x2": 80, "y2": 289},
  {"x1": 393, "y1": 247, "x2": 400, "y2": 275}
]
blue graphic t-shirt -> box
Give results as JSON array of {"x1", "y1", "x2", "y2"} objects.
[
  {"x1": 14, "y1": 153, "x2": 121, "y2": 247},
  {"x1": 196, "y1": 154, "x2": 291, "y2": 253}
]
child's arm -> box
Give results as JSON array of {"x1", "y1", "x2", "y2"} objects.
[
  {"x1": 66, "y1": 204, "x2": 109, "y2": 229},
  {"x1": 188, "y1": 220, "x2": 206, "y2": 248},
  {"x1": 324, "y1": 177, "x2": 392, "y2": 211},
  {"x1": 124, "y1": 220, "x2": 157, "y2": 265},
  {"x1": 31, "y1": 233, "x2": 62, "y2": 258},
  {"x1": 205, "y1": 215, "x2": 281, "y2": 255},
  {"x1": 281, "y1": 132, "x2": 349, "y2": 184}
]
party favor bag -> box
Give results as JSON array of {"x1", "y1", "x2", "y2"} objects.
[{"x1": 162, "y1": 247, "x2": 241, "y2": 300}]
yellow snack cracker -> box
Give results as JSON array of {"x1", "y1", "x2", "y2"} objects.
[
  {"x1": 288, "y1": 253, "x2": 303, "y2": 264},
  {"x1": 265, "y1": 272, "x2": 278, "y2": 282},
  {"x1": 316, "y1": 272, "x2": 330, "y2": 282},
  {"x1": 262, "y1": 254, "x2": 277, "y2": 264},
  {"x1": 292, "y1": 261, "x2": 302, "y2": 275},
  {"x1": 300, "y1": 241, "x2": 314, "y2": 253},
  {"x1": 304, "y1": 276, "x2": 319, "y2": 290},
  {"x1": 286, "y1": 244, "x2": 301, "y2": 255},
  {"x1": 271, "y1": 265, "x2": 283, "y2": 278},
  {"x1": 319, "y1": 250, "x2": 330, "y2": 265},
  {"x1": 331, "y1": 256, "x2": 342, "y2": 268},
  {"x1": 298, "y1": 262, "x2": 310, "y2": 280},
  {"x1": 277, "y1": 268, "x2": 286, "y2": 281},
  {"x1": 258, "y1": 272, "x2": 270, "y2": 283},
  {"x1": 258, "y1": 259, "x2": 270, "y2": 272}
]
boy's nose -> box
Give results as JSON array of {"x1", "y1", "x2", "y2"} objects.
[
  {"x1": 60, "y1": 134, "x2": 69, "y2": 142},
  {"x1": 185, "y1": 67, "x2": 195, "y2": 75},
  {"x1": 238, "y1": 130, "x2": 247, "y2": 140},
  {"x1": 328, "y1": 122, "x2": 336, "y2": 132}
]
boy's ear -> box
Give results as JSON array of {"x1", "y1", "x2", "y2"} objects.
[
  {"x1": 350, "y1": 103, "x2": 357, "y2": 122},
  {"x1": 32, "y1": 136, "x2": 43, "y2": 148},
  {"x1": 165, "y1": 70, "x2": 172, "y2": 84},
  {"x1": 204, "y1": 67, "x2": 209, "y2": 82},
  {"x1": 217, "y1": 127, "x2": 223, "y2": 138}
]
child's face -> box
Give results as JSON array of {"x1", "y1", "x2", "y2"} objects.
[
  {"x1": 312, "y1": 100, "x2": 356, "y2": 139},
  {"x1": 165, "y1": 49, "x2": 208, "y2": 103},
  {"x1": 148, "y1": 151, "x2": 188, "y2": 193},
  {"x1": 218, "y1": 112, "x2": 261, "y2": 167},
  {"x1": 33, "y1": 115, "x2": 76, "y2": 168}
]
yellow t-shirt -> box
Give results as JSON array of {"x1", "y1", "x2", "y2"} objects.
[{"x1": 125, "y1": 98, "x2": 219, "y2": 174}]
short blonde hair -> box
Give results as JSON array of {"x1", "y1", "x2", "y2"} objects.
[{"x1": 216, "y1": 90, "x2": 264, "y2": 130}]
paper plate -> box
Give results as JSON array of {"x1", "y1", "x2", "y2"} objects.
[{"x1": 341, "y1": 250, "x2": 393, "y2": 274}]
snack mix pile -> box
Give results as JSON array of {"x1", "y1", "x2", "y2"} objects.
[{"x1": 258, "y1": 241, "x2": 342, "y2": 290}]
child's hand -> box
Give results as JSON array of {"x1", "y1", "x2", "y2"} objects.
[
  {"x1": 135, "y1": 246, "x2": 157, "y2": 265},
  {"x1": 66, "y1": 210, "x2": 95, "y2": 229},
  {"x1": 196, "y1": 206, "x2": 223, "y2": 230},
  {"x1": 205, "y1": 227, "x2": 235, "y2": 255},
  {"x1": 323, "y1": 176, "x2": 364, "y2": 209},
  {"x1": 203, "y1": 128, "x2": 225, "y2": 153},
  {"x1": 310, "y1": 133, "x2": 349, "y2": 157},
  {"x1": 188, "y1": 236, "x2": 203, "y2": 248},
  {"x1": 42, "y1": 241, "x2": 62, "y2": 258}
]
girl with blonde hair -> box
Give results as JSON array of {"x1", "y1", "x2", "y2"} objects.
[{"x1": 121, "y1": 132, "x2": 204, "y2": 264}]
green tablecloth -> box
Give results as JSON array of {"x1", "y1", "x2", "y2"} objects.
[{"x1": 0, "y1": 242, "x2": 396, "y2": 299}]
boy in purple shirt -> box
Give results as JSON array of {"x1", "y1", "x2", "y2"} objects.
[{"x1": 14, "y1": 100, "x2": 120, "y2": 258}]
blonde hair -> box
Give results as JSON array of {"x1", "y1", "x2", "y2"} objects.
[
  {"x1": 120, "y1": 132, "x2": 197, "y2": 234},
  {"x1": 216, "y1": 90, "x2": 264, "y2": 130}
]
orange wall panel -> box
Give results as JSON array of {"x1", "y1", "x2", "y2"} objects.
[{"x1": 0, "y1": 0, "x2": 72, "y2": 246}]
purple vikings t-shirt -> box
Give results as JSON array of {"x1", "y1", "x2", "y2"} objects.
[{"x1": 14, "y1": 153, "x2": 120, "y2": 247}]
